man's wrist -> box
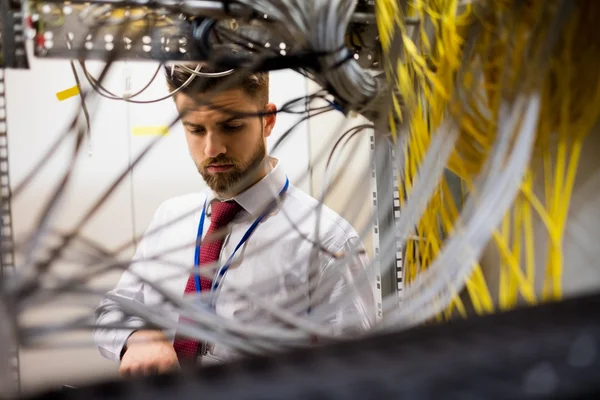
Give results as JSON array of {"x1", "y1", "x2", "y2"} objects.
[{"x1": 121, "y1": 329, "x2": 168, "y2": 359}]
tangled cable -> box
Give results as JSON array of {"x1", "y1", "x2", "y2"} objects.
[{"x1": 4, "y1": 0, "x2": 600, "y2": 377}]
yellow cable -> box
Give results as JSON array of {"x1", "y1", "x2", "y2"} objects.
[
  {"x1": 499, "y1": 213, "x2": 511, "y2": 310},
  {"x1": 377, "y1": 0, "x2": 597, "y2": 321}
]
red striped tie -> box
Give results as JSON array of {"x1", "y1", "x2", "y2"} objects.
[{"x1": 173, "y1": 200, "x2": 242, "y2": 362}]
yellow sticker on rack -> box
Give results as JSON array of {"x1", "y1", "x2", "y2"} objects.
[
  {"x1": 132, "y1": 126, "x2": 170, "y2": 136},
  {"x1": 56, "y1": 86, "x2": 80, "y2": 101}
]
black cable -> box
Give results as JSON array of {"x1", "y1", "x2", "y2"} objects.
[
  {"x1": 212, "y1": 24, "x2": 314, "y2": 80},
  {"x1": 270, "y1": 107, "x2": 335, "y2": 155},
  {"x1": 212, "y1": 25, "x2": 280, "y2": 56},
  {"x1": 79, "y1": 61, "x2": 121, "y2": 100},
  {"x1": 129, "y1": 63, "x2": 164, "y2": 99},
  {"x1": 12, "y1": 23, "x2": 134, "y2": 198},
  {"x1": 324, "y1": 124, "x2": 374, "y2": 172},
  {"x1": 202, "y1": 19, "x2": 355, "y2": 75},
  {"x1": 15, "y1": 49, "x2": 295, "y2": 303},
  {"x1": 350, "y1": 32, "x2": 363, "y2": 51},
  {"x1": 78, "y1": 61, "x2": 164, "y2": 101},
  {"x1": 69, "y1": 61, "x2": 92, "y2": 135},
  {"x1": 12, "y1": 22, "x2": 151, "y2": 299},
  {"x1": 193, "y1": 18, "x2": 217, "y2": 60},
  {"x1": 82, "y1": 59, "x2": 336, "y2": 117},
  {"x1": 212, "y1": 26, "x2": 316, "y2": 82}
]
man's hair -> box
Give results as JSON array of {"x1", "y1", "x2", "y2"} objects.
[{"x1": 165, "y1": 64, "x2": 269, "y2": 107}]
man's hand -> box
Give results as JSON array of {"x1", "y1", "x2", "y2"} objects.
[{"x1": 119, "y1": 330, "x2": 180, "y2": 376}]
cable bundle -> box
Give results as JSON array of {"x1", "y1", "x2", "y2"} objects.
[
  {"x1": 230, "y1": 0, "x2": 379, "y2": 111},
  {"x1": 5, "y1": 2, "x2": 600, "y2": 385},
  {"x1": 376, "y1": 0, "x2": 600, "y2": 325}
]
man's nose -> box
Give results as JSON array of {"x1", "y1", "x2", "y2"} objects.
[{"x1": 204, "y1": 132, "x2": 227, "y2": 158}]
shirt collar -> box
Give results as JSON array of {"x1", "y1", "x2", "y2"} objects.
[{"x1": 207, "y1": 157, "x2": 287, "y2": 219}]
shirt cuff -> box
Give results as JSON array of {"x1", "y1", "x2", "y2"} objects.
[
  {"x1": 108, "y1": 319, "x2": 145, "y2": 363},
  {"x1": 118, "y1": 329, "x2": 138, "y2": 360}
]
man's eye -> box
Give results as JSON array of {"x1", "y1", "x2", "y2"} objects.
[
  {"x1": 223, "y1": 124, "x2": 243, "y2": 132},
  {"x1": 188, "y1": 128, "x2": 205, "y2": 135}
]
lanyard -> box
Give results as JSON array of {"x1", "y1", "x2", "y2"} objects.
[{"x1": 194, "y1": 176, "x2": 290, "y2": 294}]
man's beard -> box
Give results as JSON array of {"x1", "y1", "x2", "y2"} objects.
[{"x1": 197, "y1": 139, "x2": 266, "y2": 195}]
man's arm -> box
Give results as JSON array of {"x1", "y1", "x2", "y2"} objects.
[
  {"x1": 93, "y1": 263, "x2": 147, "y2": 362},
  {"x1": 93, "y1": 268, "x2": 180, "y2": 374},
  {"x1": 93, "y1": 202, "x2": 179, "y2": 374},
  {"x1": 311, "y1": 236, "x2": 376, "y2": 335}
]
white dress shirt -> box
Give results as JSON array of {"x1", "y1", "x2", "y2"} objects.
[{"x1": 94, "y1": 157, "x2": 375, "y2": 364}]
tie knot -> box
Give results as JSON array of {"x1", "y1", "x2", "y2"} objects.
[{"x1": 210, "y1": 200, "x2": 242, "y2": 228}]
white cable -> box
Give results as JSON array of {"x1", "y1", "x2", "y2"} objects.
[
  {"x1": 381, "y1": 94, "x2": 541, "y2": 328},
  {"x1": 234, "y1": 0, "x2": 378, "y2": 111},
  {"x1": 9, "y1": 1, "x2": 556, "y2": 362},
  {"x1": 177, "y1": 64, "x2": 235, "y2": 77}
]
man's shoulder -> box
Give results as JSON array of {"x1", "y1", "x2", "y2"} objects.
[
  {"x1": 159, "y1": 192, "x2": 207, "y2": 209},
  {"x1": 152, "y1": 192, "x2": 207, "y2": 222},
  {"x1": 284, "y1": 185, "x2": 359, "y2": 240}
]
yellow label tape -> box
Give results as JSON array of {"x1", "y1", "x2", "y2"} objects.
[
  {"x1": 56, "y1": 86, "x2": 80, "y2": 101},
  {"x1": 132, "y1": 126, "x2": 170, "y2": 136}
]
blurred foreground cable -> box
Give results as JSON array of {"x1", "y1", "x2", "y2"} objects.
[{"x1": 26, "y1": 291, "x2": 600, "y2": 400}]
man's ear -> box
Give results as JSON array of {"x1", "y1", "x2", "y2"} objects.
[{"x1": 262, "y1": 103, "x2": 277, "y2": 138}]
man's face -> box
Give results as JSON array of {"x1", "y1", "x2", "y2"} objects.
[{"x1": 175, "y1": 89, "x2": 277, "y2": 196}]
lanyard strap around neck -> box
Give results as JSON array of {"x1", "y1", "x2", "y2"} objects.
[{"x1": 194, "y1": 176, "x2": 290, "y2": 294}]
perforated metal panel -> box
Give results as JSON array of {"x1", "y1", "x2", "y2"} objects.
[
  {"x1": 369, "y1": 129, "x2": 404, "y2": 320},
  {"x1": 0, "y1": 68, "x2": 20, "y2": 396},
  {"x1": 0, "y1": 0, "x2": 28, "y2": 69}
]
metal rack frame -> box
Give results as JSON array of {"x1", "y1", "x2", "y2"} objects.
[
  {"x1": 0, "y1": 68, "x2": 21, "y2": 396},
  {"x1": 0, "y1": 0, "x2": 25, "y2": 392},
  {"x1": 369, "y1": 128, "x2": 404, "y2": 321}
]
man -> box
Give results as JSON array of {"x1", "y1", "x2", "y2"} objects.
[{"x1": 94, "y1": 64, "x2": 375, "y2": 376}]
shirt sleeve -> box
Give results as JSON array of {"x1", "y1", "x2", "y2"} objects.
[
  {"x1": 93, "y1": 202, "x2": 168, "y2": 362},
  {"x1": 310, "y1": 236, "x2": 376, "y2": 336}
]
